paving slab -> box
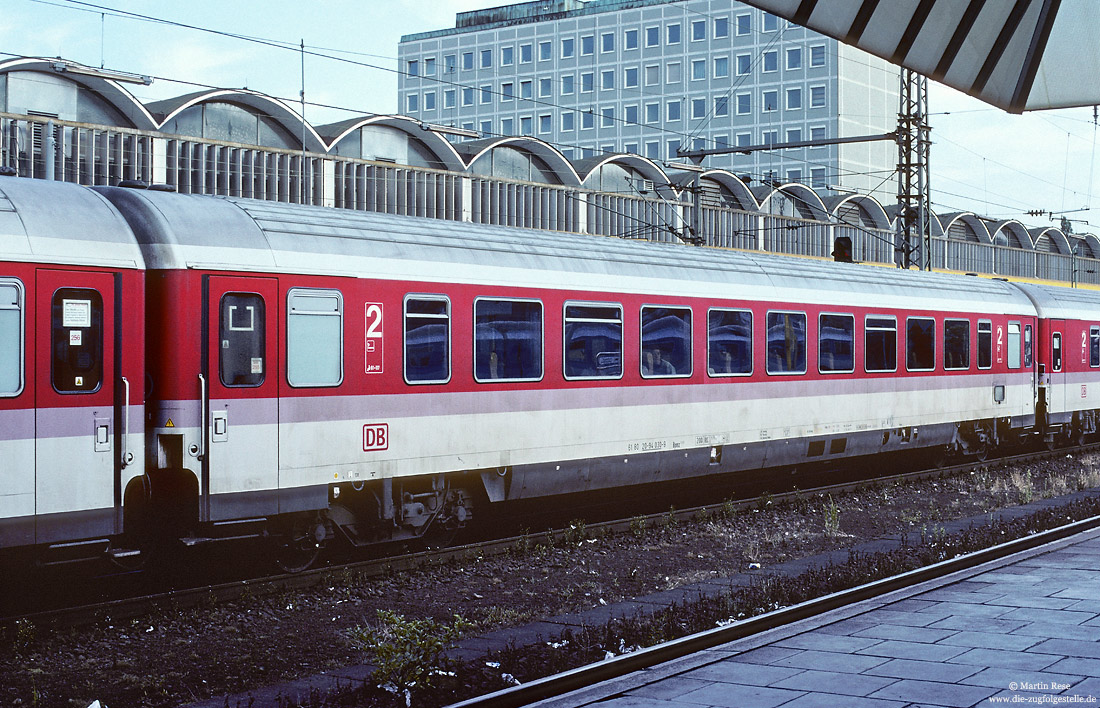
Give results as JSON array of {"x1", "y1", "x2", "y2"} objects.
[
  {"x1": 867, "y1": 678, "x2": 997, "y2": 707},
  {"x1": 946, "y1": 647, "x2": 1065, "y2": 671},
  {"x1": 935, "y1": 629, "x2": 1043, "y2": 651},
  {"x1": 959, "y1": 666, "x2": 1086, "y2": 691},
  {"x1": 855, "y1": 638, "x2": 970, "y2": 662},
  {"x1": 675, "y1": 681, "x2": 805, "y2": 708},
  {"x1": 769, "y1": 668, "x2": 899, "y2": 696},
  {"x1": 862, "y1": 658, "x2": 984, "y2": 683}
]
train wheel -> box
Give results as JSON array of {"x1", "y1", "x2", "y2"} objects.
[{"x1": 271, "y1": 514, "x2": 326, "y2": 573}]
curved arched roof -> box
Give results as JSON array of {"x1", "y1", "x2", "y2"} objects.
[
  {"x1": 573, "y1": 153, "x2": 670, "y2": 190},
  {"x1": 147, "y1": 89, "x2": 327, "y2": 152},
  {"x1": 0, "y1": 57, "x2": 158, "y2": 130},
  {"x1": 754, "y1": 183, "x2": 827, "y2": 221},
  {"x1": 939, "y1": 213, "x2": 992, "y2": 244},
  {"x1": 320, "y1": 115, "x2": 467, "y2": 172},
  {"x1": 456, "y1": 136, "x2": 581, "y2": 186},
  {"x1": 989, "y1": 220, "x2": 1035, "y2": 250},
  {"x1": 823, "y1": 193, "x2": 890, "y2": 230},
  {"x1": 1028, "y1": 226, "x2": 1071, "y2": 254}
]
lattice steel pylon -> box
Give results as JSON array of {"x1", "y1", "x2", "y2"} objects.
[{"x1": 896, "y1": 68, "x2": 932, "y2": 270}]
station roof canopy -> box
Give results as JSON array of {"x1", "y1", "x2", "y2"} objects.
[{"x1": 742, "y1": 0, "x2": 1100, "y2": 113}]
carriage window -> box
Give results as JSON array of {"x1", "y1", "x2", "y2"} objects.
[
  {"x1": 978, "y1": 320, "x2": 992, "y2": 369},
  {"x1": 818, "y1": 313, "x2": 854, "y2": 373},
  {"x1": 865, "y1": 316, "x2": 897, "y2": 373},
  {"x1": 944, "y1": 319, "x2": 970, "y2": 370},
  {"x1": 641, "y1": 306, "x2": 692, "y2": 377},
  {"x1": 906, "y1": 317, "x2": 935, "y2": 371},
  {"x1": 1090, "y1": 326, "x2": 1099, "y2": 368},
  {"x1": 475, "y1": 299, "x2": 542, "y2": 382},
  {"x1": 1024, "y1": 324, "x2": 1033, "y2": 368},
  {"x1": 287, "y1": 289, "x2": 342, "y2": 387},
  {"x1": 563, "y1": 303, "x2": 622, "y2": 379},
  {"x1": 219, "y1": 293, "x2": 265, "y2": 387},
  {"x1": 1007, "y1": 322, "x2": 1021, "y2": 369},
  {"x1": 405, "y1": 296, "x2": 450, "y2": 384},
  {"x1": 0, "y1": 280, "x2": 24, "y2": 396},
  {"x1": 1053, "y1": 332, "x2": 1062, "y2": 372},
  {"x1": 708, "y1": 308, "x2": 752, "y2": 376},
  {"x1": 766, "y1": 311, "x2": 806, "y2": 374},
  {"x1": 51, "y1": 288, "x2": 103, "y2": 393}
]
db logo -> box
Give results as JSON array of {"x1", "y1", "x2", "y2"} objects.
[{"x1": 363, "y1": 423, "x2": 389, "y2": 452}]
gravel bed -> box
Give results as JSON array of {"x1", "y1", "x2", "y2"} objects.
[{"x1": 3, "y1": 453, "x2": 1099, "y2": 708}]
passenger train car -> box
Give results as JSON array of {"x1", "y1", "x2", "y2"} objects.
[{"x1": 2, "y1": 176, "x2": 1100, "y2": 568}]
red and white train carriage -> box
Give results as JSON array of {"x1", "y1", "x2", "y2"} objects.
[{"x1": 2, "y1": 175, "x2": 1100, "y2": 567}]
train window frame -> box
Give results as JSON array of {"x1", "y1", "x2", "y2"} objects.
[
  {"x1": 51, "y1": 287, "x2": 104, "y2": 394},
  {"x1": 562, "y1": 301, "x2": 623, "y2": 381},
  {"x1": 473, "y1": 297, "x2": 544, "y2": 383},
  {"x1": 1007, "y1": 321, "x2": 1021, "y2": 369},
  {"x1": 766, "y1": 310, "x2": 807, "y2": 375},
  {"x1": 905, "y1": 316, "x2": 936, "y2": 372},
  {"x1": 219, "y1": 292, "x2": 266, "y2": 388},
  {"x1": 943, "y1": 318, "x2": 970, "y2": 371},
  {"x1": 817, "y1": 312, "x2": 854, "y2": 374},
  {"x1": 0, "y1": 278, "x2": 24, "y2": 397},
  {"x1": 1052, "y1": 331, "x2": 1063, "y2": 372},
  {"x1": 404, "y1": 294, "x2": 452, "y2": 385},
  {"x1": 865, "y1": 315, "x2": 897, "y2": 373},
  {"x1": 286, "y1": 288, "x2": 344, "y2": 388},
  {"x1": 1024, "y1": 323, "x2": 1033, "y2": 368},
  {"x1": 640, "y1": 305, "x2": 693, "y2": 379},
  {"x1": 977, "y1": 319, "x2": 993, "y2": 369},
  {"x1": 707, "y1": 307, "x2": 753, "y2": 377},
  {"x1": 1090, "y1": 326, "x2": 1099, "y2": 368}
]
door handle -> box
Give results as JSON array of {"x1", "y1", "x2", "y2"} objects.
[
  {"x1": 120, "y1": 376, "x2": 133, "y2": 467},
  {"x1": 198, "y1": 373, "x2": 208, "y2": 462}
]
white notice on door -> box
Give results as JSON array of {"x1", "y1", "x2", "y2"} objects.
[
  {"x1": 69, "y1": 330, "x2": 82, "y2": 346},
  {"x1": 251, "y1": 357, "x2": 263, "y2": 374},
  {"x1": 62, "y1": 299, "x2": 92, "y2": 328}
]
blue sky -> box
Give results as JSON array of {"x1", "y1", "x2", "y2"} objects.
[{"x1": 3, "y1": 0, "x2": 1097, "y2": 228}]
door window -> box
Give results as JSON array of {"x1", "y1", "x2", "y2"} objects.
[
  {"x1": 51, "y1": 288, "x2": 103, "y2": 393},
  {"x1": 219, "y1": 293, "x2": 265, "y2": 387},
  {"x1": 0, "y1": 280, "x2": 22, "y2": 395}
]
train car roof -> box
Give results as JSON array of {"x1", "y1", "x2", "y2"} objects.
[
  {"x1": 99, "y1": 186, "x2": 1034, "y2": 314},
  {"x1": 1013, "y1": 282, "x2": 1100, "y2": 320},
  {"x1": 0, "y1": 178, "x2": 144, "y2": 268}
]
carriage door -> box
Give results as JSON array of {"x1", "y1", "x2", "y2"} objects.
[
  {"x1": 202, "y1": 275, "x2": 279, "y2": 523},
  {"x1": 34, "y1": 269, "x2": 118, "y2": 544}
]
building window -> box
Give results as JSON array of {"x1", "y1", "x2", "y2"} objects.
[
  {"x1": 645, "y1": 102, "x2": 659, "y2": 123},
  {"x1": 810, "y1": 125, "x2": 826, "y2": 142},
  {"x1": 443, "y1": 54, "x2": 456, "y2": 74},
  {"x1": 520, "y1": 43, "x2": 532, "y2": 63},
  {"x1": 461, "y1": 52, "x2": 473, "y2": 70},
  {"x1": 714, "y1": 56, "x2": 729, "y2": 78},
  {"x1": 561, "y1": 111, "x2": 575, "y2": 131},
  {"x1": 407, "y1": 59, "x2": 419, "y2": 76},
  {"x1": 601, "y1": 32, "x2": 614, "y2": 52},
  {"x1": 641, "y1": 306, "x2": 692, "y2": 378},
  {"x1": 786, "y1": 87, "x2": 802, "y2": 110},
  {"x1": 501, "y1": 117, "x2": 513, "y2": 135},
  {"x1": 691, "y1": 59, "x2": 706, "y2": 80},
  {"x1": 404, "y1": 297, "x2": 450, "y2": 384},
  {"x1": 474, "y1": 299, "x2": 543, "y2": 382},
  {"x1": 625, "y1": 105, "x2": 639, "y2": 124},
  {"x1": 625, "y1": 28, "x2": 639, "y2": 49},
  {"x1": 762, "y1": 129, "x2": 778, "y2": 146},
  {"x1": 581, "y1": 72, "x2": 594, "y2": 92},
  {"x1": 539, "y1": 114, "x2": 552, "y2": 133},
  {"x1": 762, "y1": 90, "x2": 778, "y2": 112},
  {"x1": 481, "y1": 49, "x2": 492, "y2": 68},
  {"x1": 423, "y1": 91, "x2": 435, "y2": 111},
  {"x1": 564, "y1": 303, "x2": 622, "y2": 380},
  {"x1": 667, "y1": 100, "x2": 681, "y2": 121},
  {"x1": 501, "y1": 46, "x2": 514, "y2": 66},
  {"x1": 736, "y1": 13, "x2": 751, "y2": 35},
  {"x1": 736, "y1": 132, "x2": 751, "y2": 147},
  {"x1": 787, "y1": 47, "x2": 802, "y2": 70},
  {"x1": 714, "y1": 96, "x2": 729, "y2": 116},
  {"x1": 708, "y1": 309, "x2": 751, "y2": 376},
  {"x1": 645, "y1": 64, "x2": 659, "y2": 85},
  {"x1": 666, "y1": 62, "x2": 682, "y2": 83},
  {"x1": 736, "y1": 54, "x2": 752, "y2": 76},
  {"x1": 865, "y1": 316, "x2": 897, "y2": 372},
  {"x1": 287, "y1": 289, "x2": 343, "y2": 387},
  {"x1": 667, "y1": 139, "x2": 681, "y2": 158},
  {"x1": 646, "y1": 26, "x2": 659, "y2": 46},
  {"x1": 502, "y1": 82, "x2": 515, "y2": 101},
  {"x1": 462, "y1": 87, "x2": 473, "y2": 106},
  {"x1": 217, "y1": 292, "x2": 263, "y2": 388},
  {"x1": 763, "y1": 12, "x2": 779, "y2": 31},
  {"x1": 480, "y1": 120, "x2": 492, "y2": 135},
  {"x1": 601, "y1": 70, "x2": 614, "y2": 90},
  {"x1": 625, "y1": 66, "x2": 639, "y2": 88},
  {"x1": 561, "y1": 74, "x2": 574, "y2": 94},
  {"x1": 539, "y1": 41, "x2": 552, "y2": 60},
  {"x1": 786, "y1": 168, "x2": 802, "y2": 183},
  {"x1": 406, "y1": 94, "x2": 419, "y2": 112},
  {"x1": 766, "y1": 312, "x2": 806, "y2": 374},
  {"x1": 443, "y1": 89, "x2": 455, "y2": 108},
  {"x1": 692, "y1": 20, "x2": 706, "y2": 41},
  {"x1": 600, "y1": 107, "x2": 614, "y2": 127},
  {"x1": 786, "y1": 127, "x2": 802, "y2": 145},
  {"x1": 810, "y1": 167, "x2": 826, "y2": 188},
  {"x1": 736, "y1": 92, "x2": 751, "y2": 114},
  {"x1": 691, "y1": 98, "x2": 706, "y2": 119},
  {"x1": 0, "y1": 280, "x2": 23, "y2": 396},
  {"x1": 581, "y1": 34, "x2": 594, "y2": 55},
  {"x1": 520, "y1": 80, "x2": 532, "y2": 99},
  {"x1": 763, "y1": 50, "x2": 778, "y2": 72},
  {"x1": 581, "y1": 110, "x2": 595, "y2": 129},
  {"x1": 944, "y1": 319, "x2": 970, "y2": 370},
  {"x1": 667, "y1": 23, "x2": 681, "y2": 44},
  {"x1": 562, "y1": 37, "x2": 575, "y2": 58},
  {"x1": 424, "y1": 57, "x2": 436, "y2": 76},
  {"x1": 810, "y1": 85, "x2": 826, "y2": 108},
  {"x1": 520, "y1": 116, "x2": 533, "y2": 135},
  {"x1": 539, "y1": 78, "x2": 552, "y2": 97},
  {"x1": 810, "y1": 44, "x2": 826, "y2": 67},
  {"x1": 819, "y1": 314, "x2": 855, "y2": 373}
]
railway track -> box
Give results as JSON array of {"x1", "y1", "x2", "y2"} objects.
[{"x1": 6, "y1": 442, "x2": 1096, "y2": 631}]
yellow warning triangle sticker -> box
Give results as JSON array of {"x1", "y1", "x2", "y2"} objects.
[{"x1": 165, "y1": 418, "x2": 175, "y2": 428}]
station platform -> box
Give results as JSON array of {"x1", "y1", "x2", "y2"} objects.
[{"x1": 535, "y1": 526, "x2": 1100, "y2": 708}]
